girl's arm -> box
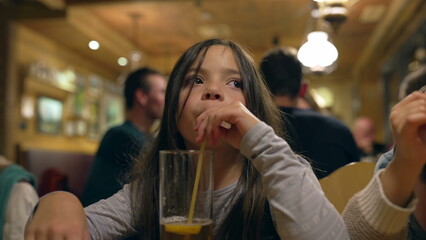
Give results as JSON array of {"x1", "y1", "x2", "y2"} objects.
[
  {"x1": 84, "y1": 184, "x2": 137, "y2": 240},
  {"x1": 196, "y1": 101, "x2": 349, "y2": 239},
  {"x1": 25, "y1": 185, "x2": 137, "y2": 240},
  {"x1": 25, "y1": 191, "x2": 89, "y2": 240},
  {"x1": 240, "y1": 121, "x2": 349, "y2": 240}
]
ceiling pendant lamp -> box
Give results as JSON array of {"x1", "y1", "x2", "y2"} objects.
[
  {"x1": 296, "y1": 0, "x2": 350, "y2": 74},
  {"x1": 297, "y1": 31, "x2": 338, "y2": 73},
  {"x1": 129, "y1": 13, "x2": 144, "y2": 70}
]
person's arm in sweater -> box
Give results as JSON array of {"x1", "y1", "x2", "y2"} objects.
[{"x1": 343, "y1": 92, "x2": 426, "y2": 239}]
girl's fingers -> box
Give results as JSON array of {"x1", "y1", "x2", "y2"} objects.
[
  {"x1": 51, "y1": 233, "x2": 66, "y2": 240},
  {"x1": 419, "y1": 125, "x2": 426, "y2": 143},
  {"x1": 196, "y1": 114, "x2": 219, "y2": 144},
  {"x1": 205, "y1": 113, "x2": 224, "y2": 146},
  {"x1": 194, "y1": 101, "x2": 260, "y2": 148},
  {"x1": 196, "y1": 123, "x2": 206, "y2": 143},
  {"x1": 34, "y1": 229, "x2": 48, "y2": 240},
  {"x1": 68, "y1": 231, "x2": 89, "y2": 240}
]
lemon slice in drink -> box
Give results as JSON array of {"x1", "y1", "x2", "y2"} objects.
[{"x1": 165, "y1": 224, "x2": 202, "y2": 235}]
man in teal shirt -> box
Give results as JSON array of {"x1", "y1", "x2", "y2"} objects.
[{"x1": 82, "y1": 67, "x2": 167, "y2": 206}]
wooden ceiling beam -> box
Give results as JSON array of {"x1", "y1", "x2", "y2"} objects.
[
  {"x1": 67, "y1": 6, "x2": 139, "y2": 59},
  {"x1": 353, "y1": 0, "x2": 425, "y2": 78},
  {"x1": 37, "y1": 0, "x2": 66, "y2": 10},
  {"x1": 9, "y1": 1, "x2": 65, "y2": 19},
  {"x1": 65, "y1": 0, "x2": 194, "y2": 6},
  {"x1": 66, "y1": 0, "x2": 129, "y2": 5}
]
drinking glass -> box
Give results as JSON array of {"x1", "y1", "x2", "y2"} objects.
[{"x1": 159, "y1": 150, "x2": 213, "y2": 240}]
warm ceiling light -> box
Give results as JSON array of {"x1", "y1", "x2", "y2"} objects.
[
  {"x1": 314, "y1": 0, "x2": 349, "y2": 31},
  {"x1": 117, "y1": 57, "x2": 128, "y2": 67},
  {"x1": 297, "y1": 31, "x2": 338, "y2": 73},
  {"x1": 323, "y1": 5, "x2": 348, "y2": 16},
  {"x1": 88, "y1": 40, "x2": 100, "y2": 50}
]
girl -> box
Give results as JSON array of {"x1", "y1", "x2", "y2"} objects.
[{"x1": 25, "y1": 39, "x2": 349, "y2": 240}]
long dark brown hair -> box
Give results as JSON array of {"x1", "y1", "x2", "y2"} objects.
[{"x1": 129, "y1": 39, "x2": 283, "y2": 240}]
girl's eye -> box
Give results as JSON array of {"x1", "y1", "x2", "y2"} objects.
[
  {"x1": 184, "y1": 75, "x2": 203, "y2": 87},
  {"x1": 193, "y1": 77, "x2": 204, "y2": 85},
  {"x1": 228, "y1": 80, "x2": 242, "y2": 89}
]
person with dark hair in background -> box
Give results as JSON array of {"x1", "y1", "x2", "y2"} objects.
[
  {"x1": 260, "y1": 46, "x2": 359, "y2": 178},
  {"x1": 81, "y1": 67, "x2": 167, "y2": 206}
]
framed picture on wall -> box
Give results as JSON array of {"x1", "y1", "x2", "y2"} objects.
[{"x1": 36, "y1": 96, "x2": 64, "y2": 134}]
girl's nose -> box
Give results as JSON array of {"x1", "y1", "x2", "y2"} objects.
[
  {"x1": 204, "y1": 92, "x2": 221, "y2": 100},
  {"x1": 202, "y1": 86, "x2": 223, "y2": 100}
]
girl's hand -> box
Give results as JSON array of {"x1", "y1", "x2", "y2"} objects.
[
  {"x1": 25, "y1": 191, "x2": 89, "y2": 240},
  {"x1": 194, "y1": 101, "x2": 260, "y2": 149}
]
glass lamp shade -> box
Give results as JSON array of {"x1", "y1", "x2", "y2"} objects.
[{"x1": 297, "y1": 31, "x2": 338, "y2": 71}]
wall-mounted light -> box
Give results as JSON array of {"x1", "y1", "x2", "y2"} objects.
[
  {"x1": 311, "y1": 87, "x2": 334, "y2": 108},
  {"x1": 21, "y1": 96, "x2": 34, "y2": 119},
  {"x1": 297, "y1": 31, "x2": 338, "y2": 73}
]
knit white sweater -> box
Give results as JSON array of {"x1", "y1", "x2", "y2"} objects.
[{"x1": 342, "y1": 169, "x2": 416, "y2": 240}]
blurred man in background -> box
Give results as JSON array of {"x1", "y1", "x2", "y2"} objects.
[
  {"x1": 82, "y1": 67, "x2": 167, "y2": 206},
  {"x1": 352, "y1": 116, "x2": 387, "y2": 162},
  {"x1": 260, "y1": 46, "x2": 359, "y2": 178}
]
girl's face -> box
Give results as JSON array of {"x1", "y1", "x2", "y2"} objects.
[{"x1": 177, "y1": 45, "x2": 246, "y2": 149}]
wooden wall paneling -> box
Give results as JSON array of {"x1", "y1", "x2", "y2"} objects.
[
  {"x1": 10, "y1": 23, "x2": 106, "y2": 155},
  {"x1": 0, "y1": 3, "x2": 11, "y2": 157}
]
